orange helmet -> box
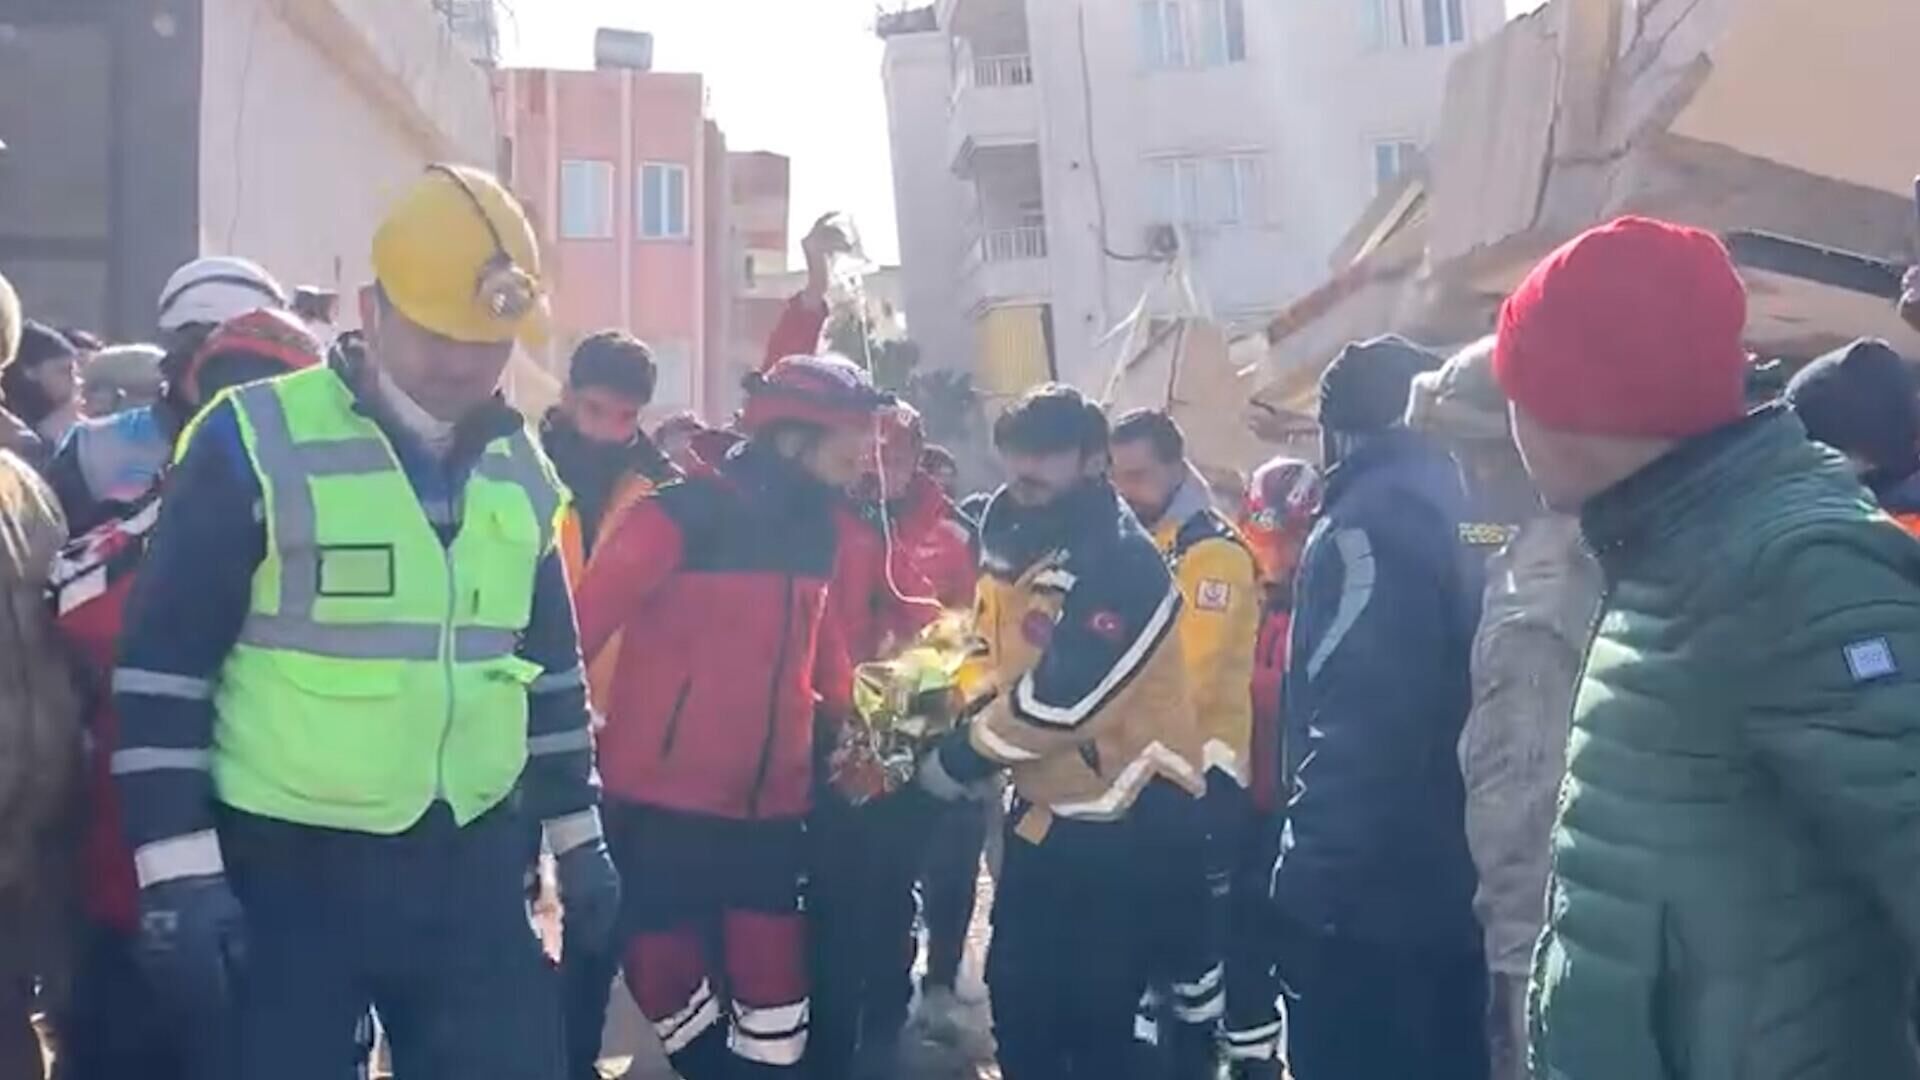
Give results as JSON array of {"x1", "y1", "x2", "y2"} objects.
[
  {"x1": 1242, "y1": 457, "x2": 1323, "y2": 585},
  {"x1": 184, "y1": 307, "x2": 324, "y2": 404}
]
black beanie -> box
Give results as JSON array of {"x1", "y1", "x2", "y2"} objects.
[
  {"x1": 1786, "y1": 338, "x2": 1919, "y2": 476},
  {"x1": 1318, "y1": 334, "x2": 1443, "y2": 434},
  {"x1": 14, "y1": 320, "x2": 77, "y2": 371}
]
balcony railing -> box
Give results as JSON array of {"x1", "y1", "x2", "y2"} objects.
[
  {"x1": 972, "y1": 54, "x2": 1034, "y2": 88},
  {"x1": 979, "y1": 225, "x2": 1048, "y2": 263}
]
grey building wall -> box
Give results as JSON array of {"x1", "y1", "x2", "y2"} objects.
[{"x1": 0, "y1": 0, "x2": 202, "y2": 339}]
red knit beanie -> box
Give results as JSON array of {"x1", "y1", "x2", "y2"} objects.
[{"x1": 1494, "y1": 216, "x2": 1749, "y2": 439}]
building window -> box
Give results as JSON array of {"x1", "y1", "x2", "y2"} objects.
[
  {"x1": 1139, "y1": 0, "x2": 1189, "y2": 69},
  {"x1": 638, "y1": 163, "x2": 690, "y2": 240},
  {"x1": 558, "y1": 160, "x2": 613, "y2": 240},
  {"x1": 1197, "y1": 0, "x2": 1247, "y2": 65},
  {"x1": 1373, "y1": 139, "x2": 1424, "y2": 190},
  {"x1": 1150, "y1": 153, "x2": 1264, "y2": 226},
  {"x1": 650, "y1": 341, "x2": 694, "y2": 411},
  {"x1": 1423, "y1": 0, "x2": 1467, "y2": 45}
]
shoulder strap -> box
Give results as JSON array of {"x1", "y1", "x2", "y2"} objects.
[{"x1": 1171, "y1": 508, "x2": 1246, "y2": 563}]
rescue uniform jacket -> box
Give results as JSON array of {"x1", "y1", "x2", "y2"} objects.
[
  {"x1": 1148, "y1": 469, "x2": 1260, "y2": 785},
  {"x1": 1274, "y1": 427, "x2": 1483, "y2": 950},
  {"x1": 113, "y1": 346, "x2": 598, "y2": 887},
  {"x1": 1532, "y1": 409, "x2": 1920, "y2": 1080},
  {"x1": 1460, "y1": 513, "x2": 1599, "y2": 979},
  {"x1": 575, "y1": 440, "x2": 854, "y2": 822},
  {"x1": 938, "y1": 481, "x2": 1205, "y2": 841},
  {"x1": 831, "y1": 471, "x2": 978, "y2": 663}
]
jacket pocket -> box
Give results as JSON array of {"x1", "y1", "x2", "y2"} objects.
[{"x1": 658, "y1": 680, "x2": 693, "y2": 757}]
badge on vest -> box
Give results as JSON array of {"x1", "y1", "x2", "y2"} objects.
[
  {"x1": 1196, "y1": 579, "x2": 1233, "y2": 612},
  {"x1": 1845, "y1": 637, "x2": 1898, "y2": 683},
  {"x1": 316, "y1": 544, "x2": 397, "y2": 598}
]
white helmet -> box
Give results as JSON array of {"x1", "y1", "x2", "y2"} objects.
[{"x1": 156, "y1": 256, "x2": 287, "y2": 333}]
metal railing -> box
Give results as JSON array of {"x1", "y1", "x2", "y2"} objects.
[
  {"x1": 979, "y1": 225, "x2": 1048, "y2": 263},
  {"x1": 972, "y1": 54, "x2": 1035, "y2": 88}
]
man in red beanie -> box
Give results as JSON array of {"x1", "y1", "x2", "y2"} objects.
[
  {"x1": 1506, "y1": 217, "x2": 1920, "y2": 1080},
  {"x1": 575, "y1": 353, "x2": 890, "y2": 1080}
]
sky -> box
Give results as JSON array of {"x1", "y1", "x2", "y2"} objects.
[{"x1": 503, "y1": 0, "x2": 1551, "y2": 267}]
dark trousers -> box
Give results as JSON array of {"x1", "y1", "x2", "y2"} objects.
[
  {"x1": 808, "y1": 787, "x2": 933, "y2": 1078},
  {"x1": 989, "y1": 786, "x2": 1200, "y2": 1080},
  {"x1": 1283, "y1": 927, "x2": 1488, "y2": 1080},
  {"x1": 920, "y1": 795, "x2": 989, "y2": 991},
  {"x1": 57, "y1": 921, "x2": 190, "y2": 1080},
  {"x1": 558, "y1": 922, "x2": 620, "y2": 1080},
  {"x1": 221, "y1": 801, "x2": 561, "y2": 1080},
  {"x1": 609, "y1": 803, "x2": 809, "y2": 1080}
]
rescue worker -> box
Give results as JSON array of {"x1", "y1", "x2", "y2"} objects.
[
  {"x1": 760, "y1": 215, "x2": 856, "y2": 375},
  {"x1": 539, "y1": 328, "x2": 675, "y2": 1080},
  {"x1": 1272, "y1": 336, "x2": 1487, "y2": 1080},
  {"x1": 811, "y1": 401, "x2": 977, "y2": 1079},
  {"x1": 1240, "y1": 456, "x2": 1321, "y2": 821},
  {"x1": 0, "y1": 268, "x2": 83, "y2": 1080},
  {"x1": 113, "y1": 164, "x2": 619, "y2": 1080},
  {"x1": 575, "y1": 352, "x2": 889, "y2": 1079},
  {"x1": 52, "y1": 308, "x2": 324, "y2": 1080},
  {"x1": 917, "y1": 384, "x2": 1207, "y2": 1080},
  {"x1": 1510, "y1": 217, "x2": 1920, "y2": 1080},
  {"x1": 48, "y1": 255, "x2": 288, "y2": 534},
  {"x1": 1403, "y1": 337, "x2": 1601, "y2": 1080},
  {"x1": 1786, "y1": 338, "x2": 1920, "y2": 535},
  {"x1": 1108, "y1": 409, "x2": 1267, "y2": 1078}
]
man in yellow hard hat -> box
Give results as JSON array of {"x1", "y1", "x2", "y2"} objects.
[{"x1": 113, "y1": 164, "x2": 617, "y2": 1080}]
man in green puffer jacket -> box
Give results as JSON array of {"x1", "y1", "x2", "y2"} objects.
[{"x1": 1499, "y1": 215, "x2": 1920, "y2": 1080}]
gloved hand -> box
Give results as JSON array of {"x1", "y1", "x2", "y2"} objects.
[
  {"x1": 136, "y1": 875, "x2": 248, "y2": 1018},
  {"x1": 556, "y1": 840, "x2": 622, "y2": 948}
]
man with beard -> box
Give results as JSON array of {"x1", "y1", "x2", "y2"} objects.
[
  {"x1": 539, "y1": 329, "x2": 676, "y2": 1080},
  {"x1": 917, "y1": 384, "x2": 1205, "y2": 1079},
  {"x1": 1108, "y1": 409, "x2": 1269, "y2": 1078}
]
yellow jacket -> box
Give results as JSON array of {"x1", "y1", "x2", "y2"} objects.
[
  {"x1": 1150, "y1": 472, "x2": 1261, "y2": 786},
  {"x1": 964, "y1": 485, "x2": 1205, "y2": 842}
]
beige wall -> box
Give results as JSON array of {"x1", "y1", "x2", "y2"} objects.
[{"x1": 199, "y1": 0, "x2": 498, "y2": 325}]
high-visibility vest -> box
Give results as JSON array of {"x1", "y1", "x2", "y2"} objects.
[{"x1": 204, "y1": 366, "x2": 565, "y2": 834}]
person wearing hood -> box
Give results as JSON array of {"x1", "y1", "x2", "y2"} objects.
[
  {"x1": 1785, "y1": 338, "x2": 1920, "y2": 534},
  {"x1": 1510, "y1": 217, "x2": 1920, "y2": 1080},
  {"x1": 1271, "y1": 335, "x2": 1488, "y2": 1080},
  {"x1": 537, "y1": 328, "x2": 676, "y2": 1080},
  {"x1": 1109, "y1": 409, "x2": 1270, "y2": 1078},
  {"x1": 1404, "y1": 336, "x2": 1602, "y2": 1080},
  {"x1": 113, "y1": 165, "x2": 617, "y2": 1079}
]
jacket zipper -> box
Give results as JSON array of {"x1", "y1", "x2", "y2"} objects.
[
  {"x1": 745, "y1": 575, "x2": 796, "y2": 818},
  {"x1": 433, "y1": 472, "x2": 462, "y2": 803},
  {"x1": 659, "y1": 681, "x2": 693, "y2": 757}
]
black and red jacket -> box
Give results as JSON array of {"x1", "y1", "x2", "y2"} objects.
[{"x1": 577, "y1": 439, "x2": 853, "y2": 822}]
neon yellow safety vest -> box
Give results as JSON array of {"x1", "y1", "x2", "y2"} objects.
[{"x1": 201, "y1": 365, "x2": 566, "y2": 834}]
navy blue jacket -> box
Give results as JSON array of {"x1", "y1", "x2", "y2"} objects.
[
  {"x1": 114, "y1": 348, "x2": 595, "y2": 866},
  {"x1": 1272, "y1": 427, "x2": 1483, "y2": 950}
]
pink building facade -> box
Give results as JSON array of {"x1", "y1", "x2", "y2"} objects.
[{"x1": 496, "y1": 67, "x2": 719, "y2": 419}]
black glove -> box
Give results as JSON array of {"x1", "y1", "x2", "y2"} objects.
[
  {"x1": 556, "y1": 840, "x2": 622, "y2": 948},
  {"x1": 137, "y1": 875, "x2": 248, "y2": 1018}
]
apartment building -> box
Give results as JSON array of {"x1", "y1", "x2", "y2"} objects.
[
  {"x1": 879, "y1": 0, "x2": 1501, "y2": 397},
  {"x1": 497, "y1": 60, "x2": 722, "y2": 418}
]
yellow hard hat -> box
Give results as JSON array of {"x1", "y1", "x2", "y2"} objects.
[{"x1": 372, "y1": 164, "x2": 549, "y2": 346}]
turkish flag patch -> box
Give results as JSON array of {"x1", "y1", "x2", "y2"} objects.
[
  {"x1": 1087, "y1": 610, "x2": 1128, "y2": 642},
  {"x1": 1196, "y1": 579, "x2": 1233, "y2": 612}
]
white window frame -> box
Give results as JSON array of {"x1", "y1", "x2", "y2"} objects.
[
  {"x1": 1139, "y1": 0, "x2": 1189, "y2": 69},
  {"x1": 638, "y1": 162, "x2": 690, "y2": 241},
  {"x1": 1423, "y1": 0, "x2": 1467, "y2": 45},
  {"x1": 1149, "y1": 152, "x2": 1265, "y2": 227},
  {"x1": 1196, "y1": 0, "x2": 1247, "y2": 65},
  {"x1": 558, "y1": 159, "x2": 614, "y2": 240},
  {"x1": 1365, "y1": 0, "x2": 1418, "y2": 51},
  {"x1": 1372, "y1": 138, "x2": 1423, "y2": 191}
]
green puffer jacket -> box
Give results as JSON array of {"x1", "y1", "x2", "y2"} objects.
[{"x1": 1532, "y1": 408, "x2": 1920, "y2": 1080}]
